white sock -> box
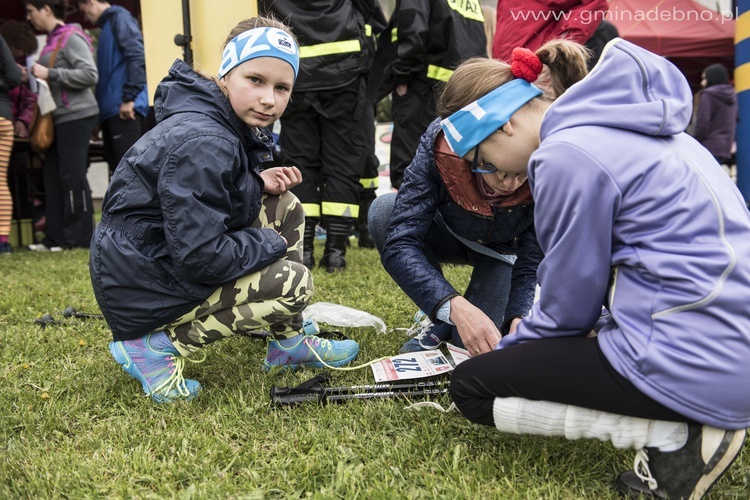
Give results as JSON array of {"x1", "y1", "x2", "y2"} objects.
[
  {"x1": 492, "y1": 397, "x2": 689, "y2": 451},
  {"x1": 647, "y1": 420, "x2": 689, "y2": 452}
]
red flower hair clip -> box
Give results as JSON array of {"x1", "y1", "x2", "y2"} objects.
[{"x1": 510, "y1": 48, "x2": 543, "y2": 83}]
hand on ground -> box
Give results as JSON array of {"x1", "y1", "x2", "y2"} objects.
[{"x1": 450, "y1": 296, "x2": 502, "y2": 356}]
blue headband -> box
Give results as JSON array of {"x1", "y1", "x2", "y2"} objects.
[
  {"x1": 440, "y1": 79, "x2": 543, "y2": 158},
  {"x1": 219, "y1": 27, "x2": 299, "y2": 80}
]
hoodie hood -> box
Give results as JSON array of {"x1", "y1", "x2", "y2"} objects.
[
  {"x1": 702, "y1": 83, "x2": 737, "y2": 106},
  {"x1": 153, "y1": 59, "x2": 261, "y2": 147},
  {"x1": 541, "y1": 39, "x2": 692, "y2": 140}
]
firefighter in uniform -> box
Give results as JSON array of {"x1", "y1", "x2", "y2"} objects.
[
  {"x1": 258, "y1": 0, "x2": 376, "y2": 272},
  {"x1": 357, "y1": 5, "x2": 387, "y2": 249},
  {"x1": 368, "y1": 0, "x2": 487, "y2": 190}
]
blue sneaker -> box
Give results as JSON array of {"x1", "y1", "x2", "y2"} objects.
[
  {"x1": 264, "y1": 334, "x2": 359, "y2": 372},
  {"x1": 109, "y1": 332, "x2": 201, "y2": 403},
  {"x1": 399, "y1": 311, "x2": 452, "y2": 353}
]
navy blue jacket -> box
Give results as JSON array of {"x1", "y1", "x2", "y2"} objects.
[
  {"x1": 381, "y1": 119, "x2": 542, "y2": 326},
  {"x1": 367, "y1": 0, "x2": 487, "y2": 102},
  {"x1": 90, "y1": 60, "x2": 285, "y2": 341},
  {"x1": 95, "y1": 5, "x2": 148, "y2": 121}
]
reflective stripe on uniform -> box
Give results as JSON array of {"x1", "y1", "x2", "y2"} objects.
[
  {"x1": 302, "y1": 203, "x2": 321, "y2": 218},
  {"x1": 446, "y1": 0, "x2": 485, "y2": 22},
  {"x1": 360, "y1": 177, "x2": 379, "y2": 190},
  {"x1": 391, "y1": 28, "x2": 398, "y2": 43},
  {"x1": 427, "y1": 64, "x2": 454, "y2": 82},
  {"x1": 322, "y1": 201, "x2": 359, "y2": 218},
  {"x1": 365, "y1": 24, "x2": 372, "y2": 37},
  {"x1": 299, "y1": 39, "x2": 361, "y2": 58}
]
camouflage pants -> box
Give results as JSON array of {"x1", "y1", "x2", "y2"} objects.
[{"x1": 164, "y1": 192, "x2": 313, "y2": 355}]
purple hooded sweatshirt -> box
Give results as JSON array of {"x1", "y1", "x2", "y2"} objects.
[{"x1": 500, "y1": 39, "x2": 750, "y2": 430}]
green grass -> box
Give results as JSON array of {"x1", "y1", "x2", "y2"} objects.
[{"x1": 1, "y1": 242, "x2": 748, "y2": 498}]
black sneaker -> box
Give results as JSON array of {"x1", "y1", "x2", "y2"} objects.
[{"x1": 615, "y1": 424, "x2": 746, "y2": 499}]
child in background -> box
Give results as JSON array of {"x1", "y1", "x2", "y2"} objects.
[
  {"x1": 90, "y1": 17, "x2": 359, "y2": 403},
  {"x1": 444, "y1": 38, "x2": 750, "y2": 499},
  {"x1": 0, "y1": 35, "x2": 22, "y2": 254}
]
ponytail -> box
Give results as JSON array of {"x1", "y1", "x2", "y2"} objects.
[{"x1": 535, "y1": 40, "x2": 590, "y2": 98}]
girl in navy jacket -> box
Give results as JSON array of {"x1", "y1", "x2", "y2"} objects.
[{"x1": 91, "y1": 17, "x2": 359, "y2": 404}]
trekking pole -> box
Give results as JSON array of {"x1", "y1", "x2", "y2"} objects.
[
  {"x1": 270, "y1": 373, "x2": 450, "y2": 406},
  {"x1": 63, "y1": 307, "x2": 105, "y2": 320}
]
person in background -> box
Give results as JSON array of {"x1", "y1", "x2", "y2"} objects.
[
  {"x1": 24, "y1": 0, "x2": 99, "y2": 252},
  {"x1": 491, "y1": 0, "x2": 608, "y2": 62},
  {"x1": 76, "y1": 0, "x2": 148, "y2": 178},
  {"x1": 0, "y1": 35, "x2": 22, "y2": 254},
  {"x1": 355, "y1": 4, "x2": 387, "y2": 250},
  {"x1": 1, "y1": 21, "x2": 38, "y2": 141},
  {"x1": 258, "y1": 0, "x2": 376, "y2": 273},
  {"x1": 368, "y1": 0, "x2": 487, "y2": 191},
  {"x1": 443, "y1": 38, "x2": 749, "y2": 499},
  {"x1": 481, "y1": 4, "x2": 497, "y2": 59},
  {"x1": 2, "y1": 21, "x2": 46, "y2": 236},
  {"x1": 692, "y1": 63, "x2": 737, "y2": 166},
  {"x1": 91, "y1": 17, "x2": 360, "y2": 404},
  {"x1": 583, "y1": 19, "x2": 618, "y2": 70}
]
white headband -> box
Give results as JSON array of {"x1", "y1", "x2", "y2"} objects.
[{"x1": 219, "y1": 27, "x2": 299, "y2": 80}]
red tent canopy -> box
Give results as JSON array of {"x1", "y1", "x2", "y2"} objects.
[{"x1": 607, "y1": 0, "x2": 735, "y2": 58}]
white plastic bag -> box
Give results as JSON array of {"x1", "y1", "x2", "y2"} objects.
[
  {"x1": 302, "y1": 302, "x2": 386, "y2": 334},
  {"x1": 36, "y1": 80, "x2": 57, "y2": 115}
]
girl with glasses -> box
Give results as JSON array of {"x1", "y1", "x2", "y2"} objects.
[{"x1": 367, "y1": 44, "x2": 585, "y2": 357}]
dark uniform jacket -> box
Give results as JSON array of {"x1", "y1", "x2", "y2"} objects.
[
  {"x1": 90, "y1": 60, "x2": 284, "y2": 341},
  {"x1": 380, "y1": 119, "x2": 542, "y2": 325},
  {"x1": 368, "y1": 0, "x2": 487, "y2": 102},
  {"x1": 258, "y1": 0, "x2": 375, "y2": 92}
]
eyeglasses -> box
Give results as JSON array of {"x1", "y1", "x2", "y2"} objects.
[{"x1": 471, "y1": 148, "x2": 498, "y2": 174}]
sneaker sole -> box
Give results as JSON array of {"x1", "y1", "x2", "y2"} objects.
[
  {"x1": 263, "y1": 349, "x2": 359, "y2": 372},
  {"x1": 690, "y1": 428, "x2": 747, "y2": 500}
]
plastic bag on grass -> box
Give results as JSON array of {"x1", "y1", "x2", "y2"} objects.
[{"x1": 302, "y1": 302, "x2": 386, "y2": 334}]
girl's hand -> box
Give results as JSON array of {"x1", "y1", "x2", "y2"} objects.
[
  {"x1": 508, "y1": 317, "x2": 522, "y2": 335},
  {"x1": 450, "y1": 296, "x2": 502, "y2": 356},
  {"x1": 31, "y1": 63, "x2": 49, "y2": 81},
  {"x1": 14, "y1": 121, "x2": 29, "y2": 138},
  {"x1": 260, "y1": 166, "x2": 302, "y2": 195},
  {"x1": 276, "y1": 231, "x2": 287, "y2": 247},
  {"x1": 17, "y1": 63, "x2": 29, "y2": 84}
]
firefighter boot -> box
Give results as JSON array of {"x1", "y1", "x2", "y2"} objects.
[
  {"x1": 303, "y1": 219, "x2": 318, "y2": 269},
  {"x1": 320, "y1": 218, "x2": 351, "y2": 273}
]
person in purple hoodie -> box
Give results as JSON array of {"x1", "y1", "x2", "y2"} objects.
[
  {"x1": 692, "y1": 63, "x2": 737, "y2": 166},
  {"x1": 440, "y1": 38, "x2": 750, "y2": 499}
]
